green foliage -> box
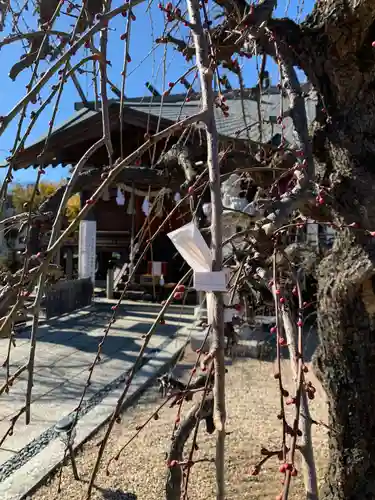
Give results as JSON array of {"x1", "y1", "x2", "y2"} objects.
[{"x1": 11, "y1": 181, "x2": 80, "y2": 222}]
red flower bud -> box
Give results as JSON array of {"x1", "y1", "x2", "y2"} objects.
[{"x1": 279, "y1": 463, "x2": 287, "y2": 473}]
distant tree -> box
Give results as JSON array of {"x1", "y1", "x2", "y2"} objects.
[
  {"x1": 11, "y1": 182, "x2": 80, "y2": 222},
  {"x1": 64, "y1": 192, "x2": 80, "y2": 222}
]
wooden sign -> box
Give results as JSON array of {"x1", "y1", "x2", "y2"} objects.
[{"x1": 78, "y1": 220, "x2": 97, "y2": 283}]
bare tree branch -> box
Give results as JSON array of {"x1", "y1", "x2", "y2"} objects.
[
  {"x1": 166, "y1": 398, "x2": 214, "y2": 500},
  {"x1": 186, "y1": 1, "x2": 226, "y2": 498}
]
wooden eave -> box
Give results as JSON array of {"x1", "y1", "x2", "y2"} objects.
[{"x1": 5, "y1": 103, "x2": 177, "y2": 171}]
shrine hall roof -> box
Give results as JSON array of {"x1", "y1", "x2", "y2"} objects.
[{"x1": 2, "y1": 84, "x2": 317, "y2": 171}]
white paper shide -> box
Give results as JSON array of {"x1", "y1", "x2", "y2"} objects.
[{"x1": 167, "y1": 222, "x2": 228, "y2": 292}]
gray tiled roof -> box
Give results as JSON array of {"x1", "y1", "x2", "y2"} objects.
[
  {"x1": 124, "y1": 91, "x2": 317, "y2": 143},
  {"x1": 2, "y1": 86, "x2": 317, "y2": 169}
]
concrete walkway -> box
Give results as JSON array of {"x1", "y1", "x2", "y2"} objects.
[{"x1": 0, "y1": 300, "x2": 194, "y2": 473}]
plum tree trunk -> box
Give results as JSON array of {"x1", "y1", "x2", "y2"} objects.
[
  {"x1": 316, "y1": 230, "x2": 375, "y2": 499},
  {"x1": 272, "y1": 2, "x2": 375, "y2": 495},
  {"x1": 313, "y1": 133, "x2": 375, "y2": 498}
]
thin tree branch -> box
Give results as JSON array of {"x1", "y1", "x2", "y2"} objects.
[
  {"x1": 166, "y1": 398, "x2": 214, "y2": 500},
  {"x1": 186, "y1": 1, "x2": 226, "y2": 499},
  {"x1": 99, "y1": 2, "x2": 113, "y2": 163},
  {"x1": 0, "y1": 0, "x2": 147, "y2": 136},
  {"x1": 85, "y1": 270, "x2": 192, "y2": 499}
]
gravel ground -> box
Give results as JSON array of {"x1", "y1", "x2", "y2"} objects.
[{"x1": 32, "y1": 349, "x2": 329, "y2": 500}]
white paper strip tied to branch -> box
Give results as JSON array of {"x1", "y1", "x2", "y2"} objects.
[{"x1": 167, "y1": 222, "x2": 228, "y2": 292}]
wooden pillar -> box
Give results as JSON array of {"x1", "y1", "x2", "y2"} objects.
[
  {"x1": 78, "y1": 192, "x2": 97, "y2": 285},
  {"x1": 66, "y1": 247, "x2": 73, "y2": 280},
  {"x1": 106, "y1": 267, "x2": 114, "y2": 299},
  {"x1": 128, "y1": 182, "x2": 136, "y2": 283}
]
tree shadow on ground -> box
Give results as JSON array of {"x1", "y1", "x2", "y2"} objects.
[{"x1": 94, "y1": 485, "x2": 137, "y2": 499}]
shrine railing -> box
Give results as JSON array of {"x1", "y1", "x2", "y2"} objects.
[{"x1": 43, "y1": 278, "x2": 93, "y2": 319}]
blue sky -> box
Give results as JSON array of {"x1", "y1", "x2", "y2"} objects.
[{"x1": 0, "y1": 0, "x2": 313, "y2": 185}]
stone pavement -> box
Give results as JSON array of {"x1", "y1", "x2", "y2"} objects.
[{"x1": 0, "y1": 300, "x2": 194, "y2": 485}]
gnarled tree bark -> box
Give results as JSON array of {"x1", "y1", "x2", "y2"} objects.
[{"x1": 294, "y1": 1, "x2": 375, "y2": 497}]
